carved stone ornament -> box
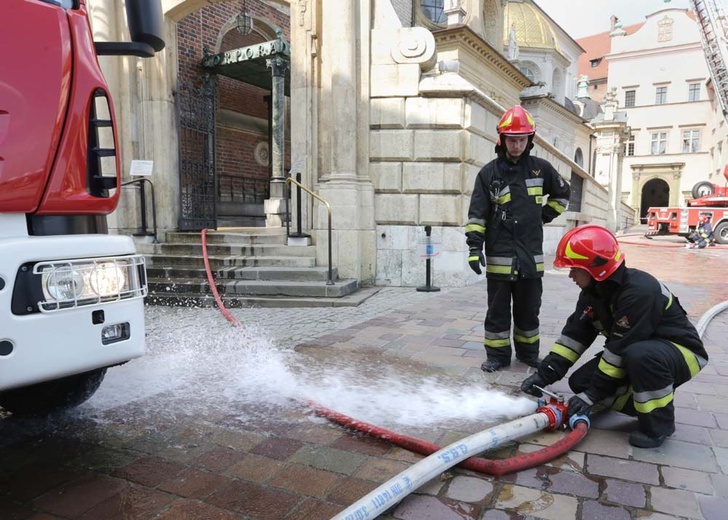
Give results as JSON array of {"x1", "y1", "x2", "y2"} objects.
[
  {"x1": 391, "y1": 27, "x2": 437, "y2": 70},
  {"x1": 254, "y1": 141, "x2": 270, "y2": 166}
]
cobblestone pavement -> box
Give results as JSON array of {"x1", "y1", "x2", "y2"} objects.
[{"x1": 1, "y1": 236, "x2": 728, "y2": 519}]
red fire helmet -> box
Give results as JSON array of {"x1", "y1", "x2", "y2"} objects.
[
  {"x1": 497, "y1": 105, "x2": 536, "y2": 136},
  {"x1": 554, "y1": 225, "x2": 624, "y2": 282}
]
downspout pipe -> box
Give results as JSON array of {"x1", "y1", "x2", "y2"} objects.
[{"x1": 330, "y1": 398, "x2": 588, "y2": 520}]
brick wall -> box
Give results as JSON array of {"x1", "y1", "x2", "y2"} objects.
[{"x1": 176, "y1": 1, "x2": 290, "y2": 188}]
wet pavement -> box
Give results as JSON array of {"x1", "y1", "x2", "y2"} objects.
[{"x1": 2, "y1": 232, "x2": 728, "y2": 519}]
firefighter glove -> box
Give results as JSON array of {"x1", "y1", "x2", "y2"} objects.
[
  {"x1": 468, "y1": 248, "x2": 485, "y2": 275},
  {"x1": 520, "y1": 372, "x2": 548, "y2": 397},
  {"x1": 567, "y1": 395, "x2": 592, "y2": 417}
]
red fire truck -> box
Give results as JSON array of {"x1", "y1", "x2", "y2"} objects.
[
  {"x1": 645, "y1": 168, "x2": 728, "y2": 244},
  {"x1": 0, "y1": 0, "x2": 164, "y2": 416}
]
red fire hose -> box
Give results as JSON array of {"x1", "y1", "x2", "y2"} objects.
[
  {"x1": 201, "y1": 229, "x2": 241, "y2": 327},
  {"x1": 307, "y1": 401, "x2": 588, "y2": 476}
]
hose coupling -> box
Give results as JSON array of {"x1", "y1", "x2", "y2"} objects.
[
  {"x1": 569, "y1": 413, "x2": 590, "y2": 430},
  {"x1": 536, "y1": 395, "x2": 569, "y2": 431}
]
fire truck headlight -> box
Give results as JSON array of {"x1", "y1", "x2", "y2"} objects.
[
  {"x1": 42, "y1": 266, "x2": 85, "y2": 301},
  {"x1": 89, "y1": 262, "x2": 127, "y2": 297}
]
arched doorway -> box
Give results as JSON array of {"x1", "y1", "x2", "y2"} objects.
[
  {"x1": 175, "y1": 1, "x2": 291, "y2": 230},
  {"x1": 640, "y1": 178, "x2": 669, "y2": 222}
]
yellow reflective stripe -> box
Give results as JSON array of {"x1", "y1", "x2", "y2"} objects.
[
  {"x1": 665, "y1": 292, "x2": 673, "y2": 310},
  {"x1": 672, "y1": 342, "x2": 701, "y2": 378},
  {"x1": 536, "y1": 263, "x2": 544, "y2": 272},
  {"x1": 634, "y1": 392, "x2": 674, "y2": 414},
  {"x1": 468, "y1": 256, "x2": 480, "y2": 262},
  {"x1": 551, "y1": 343, "x2": 579, "y2": 363},
  {"x1": 496, "y1": 193, "x2": 511, "y2": 204},
  {"x1": 465, "y1": 224, "x2": 485, "y2": 234},
  {"x1": 527, "y1": 187, "x2": 543, "y2": 196},
  {"x1": 612, "y1": 387, "x2": 633, "y2": 411},
  {"x1": 486, "y1": 265, "x2": 513, "y2": 274},
  {"x1": 548, "y1": 200, "x2": 566, "y2": 213},
  {"x1": 514, "y1": 333, "x2": 540, "y2": 344},
  {"x1": 484, "y1": 338, "x2": 511, "y2": 348},
  {"x1": 598, "y1": 357, "x2": 627, "y2": 379},
  {"x1": 565, "y1": 242, "x2": 588, "y2": 260}
]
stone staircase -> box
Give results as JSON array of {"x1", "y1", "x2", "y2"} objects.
[{"x1": 136, "y1": 228, "x2": 370, "y2": 308}]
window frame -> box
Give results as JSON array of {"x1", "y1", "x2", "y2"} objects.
[
  {"x1": 655, "y1": 86, "x2": 668, "y2": 105},
  {"x1": 625, "y1": 90, "x2": 636, "y2": 107},
  {"x1": 688, "y1": 82, "x2": 701, "y2": 102},
  {"x1": 682, "y1": 129, "x2": 700, "y2": 153},
  {"x1": 651, "y1": 131, "x2": 668, "y2": 155}
]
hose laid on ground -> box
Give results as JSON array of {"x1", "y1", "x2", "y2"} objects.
[
  {"x1": 330, "y1": 409, "x2": 588, "y2": 520},
  {"x1": 308, "y1": 401, "x2": 588, "y2": 477},
  {"x1": 201, "y1": 229, "x2": 241, "y2": 327}
]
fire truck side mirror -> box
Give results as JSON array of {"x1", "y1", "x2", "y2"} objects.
[
  {"x1": 125, "y1": 0, "x2": 165, "y2": 53},
  {"x1": 95, "y1": 0, "x2": 165, "y2": 57}
]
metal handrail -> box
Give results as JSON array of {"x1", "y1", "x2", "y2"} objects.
[
  {"x1": 121, "y1": 178, "x2": 158, "y2": 242},
  {"x1": 285, "y1": 177, "x2": 334, "y2": 285}
]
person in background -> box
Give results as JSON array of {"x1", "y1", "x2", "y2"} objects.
[
  {"x1": 686, "y1": 213, "x2": 714, "y2": 249},
  {"x1": 521, "y1": 225, "x2": 708, "y2": 448},
  {"x1": 465, "y1": 105, "x2": 570, "y2": 373}
]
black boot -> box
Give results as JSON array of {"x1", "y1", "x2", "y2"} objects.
[
  {"x1": 481, "y1": 359, "x2": 510, "y2": 372},
  {"x1": 628, "y1": 424, "x2": 675, "y2": 448},
  {"x1": 517, "y1": 356, "x2": 542, "y2": 368}
]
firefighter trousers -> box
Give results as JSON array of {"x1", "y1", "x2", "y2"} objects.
[
  {"x1": 568, "y1": 339, "x2": 705, "y2": 437},
  {"x1": 483, "y1": 277, "x2": 542, "y2": 364}
]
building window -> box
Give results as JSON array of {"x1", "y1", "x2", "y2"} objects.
[
  {"x1": 626, "y1": 134, "x2": 635, "y2": 156},
  {"x1": 651, "y1": 132, "x2": 668, "y2": 154},
  {"x1": 590, "y1": 58, "x2": 601, "y2": 68},
  {"x1": 421, "y1": 1, "x2": 446, "y2": 24},
  {"x1": 625, "y1": 90, "x2": 636, "y2": 107},
  {"x1": 655, "y1": 86, "x2": 668, "y2": 105},
  {"x1": 688, "y1": 83, "x2": 701, "y2": 102},
  {"x1": 682, "y1": 129, "x2": 700, "y2": 153},
  {"x1": 519, "y1": 66, "x2": 537, "y2": 82}
]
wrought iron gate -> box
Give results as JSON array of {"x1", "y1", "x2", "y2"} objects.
[{"x1": 176, "y1": 76, "x2": 217, "y2": 231}]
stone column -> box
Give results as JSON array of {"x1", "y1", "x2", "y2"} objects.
[{"x1": 264, "y1": 51, "x2": 289, "y2": 227}]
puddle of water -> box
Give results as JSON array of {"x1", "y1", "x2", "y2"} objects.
[{"x1": 88, "y1": 323, "x2": 536, "y2": 430}]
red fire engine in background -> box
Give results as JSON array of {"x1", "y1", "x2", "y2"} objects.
[
  {"x1": 0, "y1": 0, "x2": 164, "y2": 416},
  {"x1": 646, "y1": 168, "x2": 728, "y2": 244}
]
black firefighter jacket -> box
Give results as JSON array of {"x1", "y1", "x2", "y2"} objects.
[
  {"x1": 537, "y1": 264, "x2": 708, "y2": 404},
  {"x1": 466, "y1": 149, "x2": 570, "y2": 280}
]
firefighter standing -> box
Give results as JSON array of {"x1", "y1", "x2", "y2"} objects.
[
  {"x1": 466, "y1": 105, "x2": 570, "y2": 373},
  {"x1": 521, "y1": 225, "x2": 708, "y2": 448}
]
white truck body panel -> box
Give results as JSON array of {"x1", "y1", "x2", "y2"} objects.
[{"x1": 0, "y1": 214, "x2": 146, "y2": 391}]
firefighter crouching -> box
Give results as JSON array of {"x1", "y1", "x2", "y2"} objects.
[
  {"x1": 521, "y1": 225, "x2": 708, "y2": 448},
  {"x1": 465, "y1": 105, "x2": 571, "y2": 373}
]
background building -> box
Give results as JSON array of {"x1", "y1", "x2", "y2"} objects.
[{"x1": 90, "y1": 0, "x2": 633, "y2": 289}]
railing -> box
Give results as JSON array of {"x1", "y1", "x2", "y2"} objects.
[
  {"x1": 285, "y1": 174, "x2": 334, "y2": 285},
  {"x1": 121, "y1": 178, "x2": 157, "y2": 242}
]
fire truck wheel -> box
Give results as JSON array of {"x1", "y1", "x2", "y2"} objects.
[
  {"x1": 715, "y1": 222, "x2": 728, "y2": 245},
  {"x1": 0, "y1": 368, "x2": 107, "y2": 417},
  {"x1": 692, "y1": 181, "x2": 715, "y2": 199}
]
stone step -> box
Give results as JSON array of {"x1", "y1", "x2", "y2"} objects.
[
  {"x1": 145, "y1": 254, "x2": 317, "y2": 269},
  {"x1": 147, "y1": 266, "x2": 338, "y2": 282},
  {"x1": 145, "y1": 243, "x2": 316, "y2": 257},
  {"x1": 164, "y1": 230, "x2": 286, "y2": 245},
  {"x1": 148, "y1": 277, "x2": 359, "y2": 298},
  {"x1": 145, "y1": 286, "x2": 381, "y2": 309}
]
